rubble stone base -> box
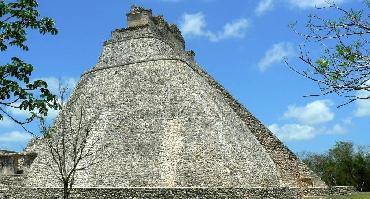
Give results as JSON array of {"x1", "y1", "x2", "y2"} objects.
[{"x1": 0, "y1": 187, "x2": 355, "y2": 199}]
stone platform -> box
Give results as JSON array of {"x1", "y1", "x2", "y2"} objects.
[{"x1": 0, "y1": 187, "x2": 355, "y2": 199}]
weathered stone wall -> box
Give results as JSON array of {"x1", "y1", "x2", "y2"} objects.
[
  {"x1": 0, "y1": 175, "x2": 25, "y2": 188},
  {"x1": 84, "y1": 23, "x2": 325, "y2": 187},
  {"x1": 127, "y1": 7, "x2": 154, "y2": 28},
  {"x1": 22, "y1": 5, "x2": 327, "y2": 192},
  {"x1": 0, "y1": 152, "x2": 37, "y2": 175},
  {"x1": 300, "y1": 186, "x2": 357, "y2": 197},
  {"x1": 0, "y1": 187, "x2": 312, "y2": 199},
  {"x1": 0, "y1": 156, "x2": 16, "y2": 175},
  {"x1": 0, "y1": 187, "x2": 356, "y2": 199},
  {"x1": 25, "y1": 58, "x2": 283, "y2": 188},
  {"x1": 185, "y1": 60, "x2": 327, "y2": 187},
  {"x1": 23, "y1": 139, "x2": 61, "y2": 187}
]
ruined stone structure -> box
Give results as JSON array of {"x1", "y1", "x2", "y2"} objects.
[
  {"x1": 0, "y1": 151, "x2": 36, "y2": 176},
  {"x1": 0, "y1": 6, "x2": 354, "y2": 198},
  {"x1": 0, "y1": 150, "x2": 36, "y2": 190}
]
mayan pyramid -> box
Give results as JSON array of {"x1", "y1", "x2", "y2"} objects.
[{"x1": 17, "y1": 5, "x2": 336, "y2": 198}]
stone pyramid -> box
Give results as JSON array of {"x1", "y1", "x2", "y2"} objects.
[{"x1": 22, "y1": 6, "x2": 332, "y2": 197}]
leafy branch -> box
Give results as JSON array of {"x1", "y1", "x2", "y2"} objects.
[
  {"x1": 288, "y1": 2, "x2": 369, "y2": 107},
  {"x1": 0, "y1": 0, "x2": 60, "y2": 132}
]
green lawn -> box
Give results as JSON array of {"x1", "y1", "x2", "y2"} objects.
[{"x1": 326, "y1": 192, "x2": 370, "y2": 199}]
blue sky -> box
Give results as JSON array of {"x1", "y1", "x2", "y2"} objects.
[{"x1": 0, "y1": 0, "x2": 369, "y2": 153}]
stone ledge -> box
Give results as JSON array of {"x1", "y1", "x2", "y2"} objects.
[{"x1": 0, "y1": 187, "x2": 354, "y2": 199}]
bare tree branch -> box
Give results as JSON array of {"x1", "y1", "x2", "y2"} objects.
[{"x1": 40, "y1": 85, "x2": 112, "y2": 199}]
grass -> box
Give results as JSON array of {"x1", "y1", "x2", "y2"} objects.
[{"x1": 326, "y1": 192, "x2": 370, "y2": 199}]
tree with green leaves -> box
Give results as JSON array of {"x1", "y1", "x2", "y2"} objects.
[
  {"x1": 0, "y1": 0, "x2": 60, "y2": 135},
  {"x1": 301, "y1": 141, "x2": 370, "y2": 192},
  {"x1": 289, "y1": 1, "x2": 369, "y2": 107}
]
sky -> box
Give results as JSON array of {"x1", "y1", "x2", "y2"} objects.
[{"x1": 0, "y1": 0, "x2": 369, "y2": 153}]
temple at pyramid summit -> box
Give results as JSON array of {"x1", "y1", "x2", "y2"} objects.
[{"x1": 0, "y1": 6, "x2": 354, "y2": 198}]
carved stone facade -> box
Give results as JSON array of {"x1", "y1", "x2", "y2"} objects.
[{"x1": 0, "y1": 6, "x2": 354, "y2": 198}]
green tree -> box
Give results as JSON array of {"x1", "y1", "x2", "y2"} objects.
[
  {"x1": 301, "y1": 141, "x2": 370, "y2": 191},
  {"x1": 289, "y1": 1, "x2": 369, "y2": 107},
  {"x1": 327, "y1": 142, "x2": 356, "y2": 186},
  {"x1": 301, "y1": 152, "x2": 337, "y2": 185},
  {"x1": 0, "y1": 0, "x2": 59, "y2": 135},
  {"x1": 353, "y1": 146, "x2": 370, "y2": 191}
]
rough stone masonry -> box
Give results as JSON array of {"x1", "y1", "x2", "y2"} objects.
[{"x1": 0, "y1": 6, "x2": 355, "y2": 198}]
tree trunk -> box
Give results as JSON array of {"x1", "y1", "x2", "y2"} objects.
[{"x1": 63, "y1": 181, "x2": 69, "y2": 199}]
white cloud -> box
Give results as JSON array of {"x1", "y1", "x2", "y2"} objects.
[
  {"x1": 0, "y1": 131, "x2": 32, "y2": 151},
  {"x1": 355, "y1": 97, "x2": 370, "y2": 117},
  {"x1": 288, "y1": 0, "x2": 345, "y2": 9},
  {"x1": 45, "y1": 108, "x2": 61, "y2": 121},
  {"x1": 36, "y1": 77, "x2": 78, "y2": 95},
  {"x1": 179, "y1": 12, "x2": 249, "y2": 42},
  {"x1": 355, "y1": 81, "x2": 370, "y2": 117},
  {"x1": 161, "y1": 0, "x2": 182, "y2": 2},
  {"x1": 180, "y1": 12, "x2": 208, "y2": 36},
  {"x1": 7, "y1": 103, "x2": 30, "y2": 117},
  {"x1": 254, "y1": 0, "x2": 348, "y2": 15},
  {"x1": 283, "y1": 100, "x2": 334, "y2": 125},
  {"x1": 0, "y1": 117, "x2": 13, "y2": 128},
  {"x1": 342, "y1": 117, "x2": 352, "y2": 125},
  {"x1": 258, "y1": 42, "x2": 295, "y2": 72},
  {"x1": 161, "y1": 0, "x2": 215, "y2": 3},
  {"x1": 269, "y1": 122, "x2": 347, "y2": 141},
  {"x1": 221, "y1": 19, "x2": 250, "y2": 39},
  {"x1": 326, "y1": 123, "x2": 347, "y2": 135},
  {"x1": 255, "y1": 0, "x2": 274, "y2": 16},
  {"x1": 5, "y1": 101, "x2": 61, "y2": 122},
  {"x1": 269, "y1": 123, "x2": 316, "y2": 141},
  {"x1": 3, "y1": 77, "x2": 76, "y2": 121},
  {"x1": 32, "y1": 76, "x2": 77, "y2": 120},
  {"x1": 0, "y1": 131, "x2": 32, "y2": 143},
  {"x1": 160, "y1": 0, "x2": 202, "y2": 2},
  {"x1": 269, "y1": 99, "x2": 351, "y2": 141}
]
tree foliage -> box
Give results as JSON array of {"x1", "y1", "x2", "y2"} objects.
[
  {"x1": 301, "y1": 141, "x2": 370, "y2": 192},
  {"x1": 0, "y1": 0, "x2": 59, "y2": 134},
  {"x1": 289, "y1": 2, "x2": 369, "y2": 107}
]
